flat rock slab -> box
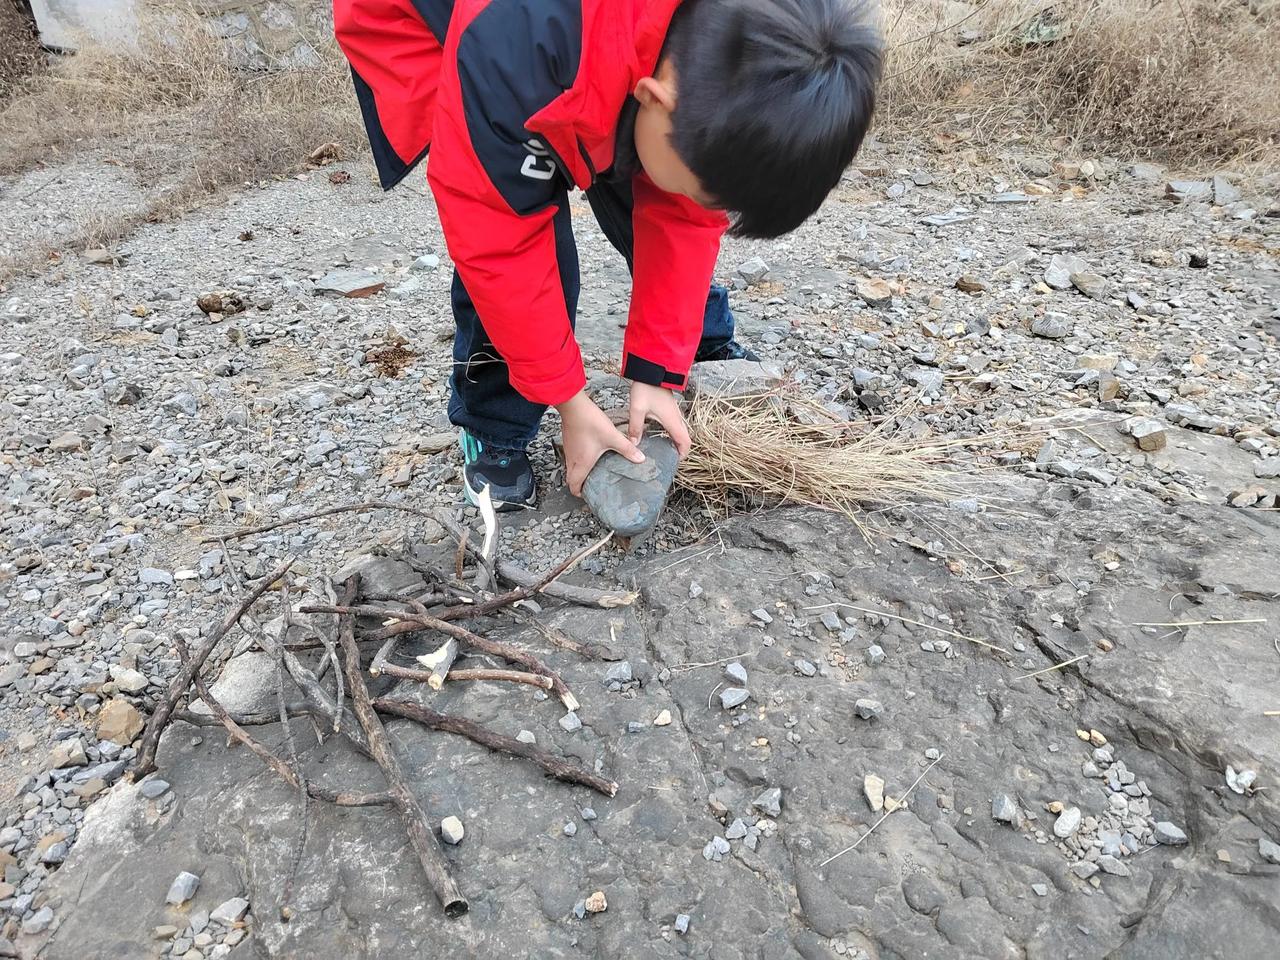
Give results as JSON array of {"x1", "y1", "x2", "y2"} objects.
[
  {"x1": 31, "y1": 491, "x2": 1280, "y2": 959},
  {"x1": 313, "y1": 269, "x2": 385, "y2": 298}
]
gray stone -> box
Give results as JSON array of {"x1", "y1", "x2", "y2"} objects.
[
  {"x1": 440, "y1": 816, "x2": 464, "y2": 845},
  {"x1": 1212, "y1": 174, "x2": 1241, "y2": 205},
  {"x1": 1031, "y1": 313, "x2": 1073, "y2": 339},
  {"x1": 411, "y1": 253, "x2": 441, "y2": 272},
  {"x1": 314, "y1": 269, "x2": 385, "y2": 298},
  {"x1": 1097, "y1": 855, "x2": 1131, "y2": 877},
  {"x1": 1165, "y1": 180, "x2": 1211, "y2": 202},
  {"x1": 558, "y1": 712, "x2": 581, "y2": 733},
  {"x1": 23, "y1": 907, "x2": 53, "y2": 934},
  {"x1": 1071, "y1": 861, "x2": 1100, "y2": 880},
  {"x1": 603, "y1": 661, "x2": 632, "y2": 687},
  {"x1": 1071, "y1": 272, "x2": 1108, "y2": 300},
  {"x1": 725, "y1": 819, "x2": 748, "y2": 841},
  {"x1": 139, "y1": 567, "x2": 173, "y2": 586},
  {"x1": 140, "y1": 778, "x2": 171, "y2": 799},
  {"x1": 736, "y1": 257, "x2": 770, "y2": 284},
  {"x1": 1131, "y1": 419, "x2": 1167, "y2": 451},
  {"x1": 1032, "y1": 883, "x2": 1049, "y2": 897},
  {"x1": 1254, "y1": 459, "x2": 1280, "y2": 479},
  {"x1": 992, "y1": 794, "x2": 1018, "y2": 823},
  {"x1": 166, "y1": 871, "x2": 200, "y2": 905},
  {"x1": 580, "y1": 808, "x2": 596, "y2": 821},
  {"x1": 724, "y1": 662, "x2": 748, "y2": 685},
  {"x1": 750, "y1": 608, "x2": 773, "y2": 625},
  {"x1": 753, "y1": 788, "x2": 782, "y2": 818},
  {"x1": 794, "y1": 659, "x2": 817, "y2": 677},
  {"x1": 162, "y1": 392, "x2": 199, "y2": 417},
  {"x1": 1258, "y1": 836, "x2": 1280, "y2": 864},
  {"x1": 720, "y1": 687, "x2": 750, "y2": 710},
  {"x1": 819, "y1": 610, "x2": 842, "y2": 632},
  {"x1": 865, "y1": 645, "x2": 885, "y2": 665},
  {"x1": 674, "y1": 913, "x2": 690, "y2": 934},
  {"x1": 581, "y1": 435, "x2": 679, "y2": 537},
  {"x1": 1054, "y1": 807, "x2": 1082, "y2": 838},
  {"x1": 563, "y1": 822, "x2": 577, "y2": 837},
  {"x1": 516, "y1": 730, "x2": 536, "y2": 745},
  {"x1": 1045, "y1": 254, "x2": 1087, "y2": 290},
  {"x1": 853, "y1": 698, "x2": 882, "y2": 720},
  {"x1": 1154, "y1": 821, "x2": 1188, "y2": 846},
  {"x1": 209, "y1": 897, "x2": 249, "y2": 924},
  {"x1": 686, "y1": 358, "x2": 785, "y2": 400}
]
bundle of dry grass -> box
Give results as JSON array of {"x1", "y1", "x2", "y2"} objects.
[
  {"x1": 678, "y1": 388, "x2": 1003, "y2": 522},
  {"x1": 879, "y1": 0, "x2": 1280, "y2": 164},
  {"x1": 0, "y1": 2, "x2": 362, "y2": 216},
  {"x1": 0, "y1": 1, "x2": 42, "y2": 98}
]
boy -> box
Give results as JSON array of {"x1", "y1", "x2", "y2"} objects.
[{"x1": 335, "y1": 0, "x2": 882, "y2": 509}]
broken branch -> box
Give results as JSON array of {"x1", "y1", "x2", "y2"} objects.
[
  {"x1": 373, "y1": 697, "x2": 617, "y2": 797},
  {"x1": 334, "y1": 577, "x2": 468, "y2": 918},
  {"x1": 132, "y1": 559, "x2": 294, "y2": 779}
]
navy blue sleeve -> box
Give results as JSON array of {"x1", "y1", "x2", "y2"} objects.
[{"x1": 455, "y1": 0, "x2": 582, "y2": 215}]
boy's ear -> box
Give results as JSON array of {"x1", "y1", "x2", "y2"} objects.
[{"x1": 634, "y1": 75, "x2": 677, "y2": 112}]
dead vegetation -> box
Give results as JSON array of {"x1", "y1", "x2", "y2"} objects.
[
  {"x1": 879, "y1": 0, "x2": 1280, "y2": 163},
  {"x1": 0, "y1": 2, "x2": 363, "y2": 275},
  {"x1": 678, "y1": 388, "x2": 1002, "y2": 523},
  {"x1": 0, "y1": 1, "x2": 42, "y2": 97}
]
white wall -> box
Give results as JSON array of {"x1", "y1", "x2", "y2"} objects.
[{"x1": 29, "y1": 0, "x2": 139, "y2": 50}]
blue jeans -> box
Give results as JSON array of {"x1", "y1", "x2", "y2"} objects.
[{"x1": 448, "y1": 176, "x2": 735, "y2": 449}]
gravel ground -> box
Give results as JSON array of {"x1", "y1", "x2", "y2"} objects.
[{"x1": 1, "y1": 143, "x2": 1278, "y2": 955}]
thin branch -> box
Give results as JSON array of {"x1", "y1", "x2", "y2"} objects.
[
  {"x1": 334, "y1": 577, "x2": 468, "y2": 918},
  {"x1": 373, "y1": 697, "x2": 617, "y2": 797},
  {"x1": 303, "y1": 603, "x2": 580, "y2": 712},
  {"x1": 201, "y1": 501, "x2": 442, "y2": 544},
  {"x1": 1013, "y1": 653, "x2": 1089, "y2": 681},
  {"x1": 173, "y1": 639, "x2": 389, "y2": 809},
  {"x1": 819, "y1": 755, "x2": 944, "y2": 868},
  {"x1": 132, "y1": 559, "x2": 294, "y2": 779}
]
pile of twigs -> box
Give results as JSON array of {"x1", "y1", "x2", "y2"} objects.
[{"x1": 127, "y1": 504, "x2": 628, "y2": 920}]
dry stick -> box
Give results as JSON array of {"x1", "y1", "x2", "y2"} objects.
[
  {"x1": 373, "y1": 698, "x2": 617, "y2": 797},
  {"x1": 375, "y1": 661, "x2": 554, "y2": 691},
  {"x1": 804, "y1": 601, "x2": 1010, "y2": 656},
  {"x1": 1013, "y1": 653, "x2": 1090, "y2": 681},
  {"x1": 173, "y1": 639, "x2": 390, "y2": 808},
  {"x1": 132, "y1": 559, "x2": 294, "y2": 778},
  {"x1": 275, "y1": 586, "x2": 309, "y2": 916},
  {"x1": 201, "y1": 501, "x2": 441, "y2": 544},
  {"x1": 819, "y1": 755, "x2": 944, "y2": 869},
  {"x1": 334, "y1": 577, "x2": 469, "y2": 919},
  {"x1": 1264, "y1": 711, "x2": 1280, "y2": 717},
  {"x1": 305, "y1": 603, "x2": 580, "y2": 712},
  {"x1": 436, "y1": 512, "x2": 635, "y2": 608},
  {"x1": 1130, "y1": 618, "x2": 1268, "y2": 627},
  {"x1": 434, "y1": 532, "x2": 614, "y2": 623}
]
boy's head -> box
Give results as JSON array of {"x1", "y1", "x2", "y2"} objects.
[{"x1": 633, "y1": 0, "x2": 883, "y2": 238}]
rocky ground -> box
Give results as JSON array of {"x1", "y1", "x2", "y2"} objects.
[{"x1": 1, "y1": 140, "x2": 1278, "y2": 959}]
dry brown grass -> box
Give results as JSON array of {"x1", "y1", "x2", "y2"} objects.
[
  {"x1": 677, "y1": 388, "x2": 1007, "y2": 525},
  {"x1": 879, "y1": 0, "x2": 1280, "y2": 163},
  {"x1": 0, "y1": 2, "x2": 42, "y2": 97},
  {"x1": 0, "y1": 2, "x2": 362, "y2": 274}
]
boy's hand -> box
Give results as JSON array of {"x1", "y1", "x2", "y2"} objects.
[
  {"x1": 628, "y1": 382, "x2": 692, "y2": 457},
  {"x1": 557, "y1": 390, "x2": 645, "y2": 497}
]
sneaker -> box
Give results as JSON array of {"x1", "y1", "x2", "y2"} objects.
[
  {"x1": 695, "y1": 339, "x2": 760, "y2": 363},
  {"x1": 458, "y1": 429, "x2": 536, "y2": 511}
]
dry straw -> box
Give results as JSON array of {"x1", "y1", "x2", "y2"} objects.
[{"x1": 677, "y1": 387, "x2": 1012, "y2": 524}]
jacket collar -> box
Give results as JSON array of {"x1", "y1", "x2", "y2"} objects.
[{"x1": 526, "y1": 0, "x2": 684, "y2": 187}]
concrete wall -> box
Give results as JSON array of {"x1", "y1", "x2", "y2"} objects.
[
  {"x1": 29, "y1": 0, "x2": 139, "y2": 49},
  {"x1": 28, "y1": 0, "x2": 331, "y2": 67}
]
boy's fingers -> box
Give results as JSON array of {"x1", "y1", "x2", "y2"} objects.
[
  {"x1": 608, "y1": 427, "x2": 646, "y2": 463},
  {"x1": 667, "y1": 416, "x2": 692, "y2": 458},
  {"x1": 628, "y1": 407, "x2": 646, "y2": 446}
]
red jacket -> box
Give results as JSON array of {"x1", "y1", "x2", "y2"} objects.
[{"x1": 334, "y1": 0, "x2": 728, "y2": 405}]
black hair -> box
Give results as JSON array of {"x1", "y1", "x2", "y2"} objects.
[{"x1": 664, "y1": 0, "x2": 883, "y2": 238}]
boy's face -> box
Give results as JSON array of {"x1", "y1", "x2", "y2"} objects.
[{"x1": 633, "y1": 60, "x2": 715, "y2": 207}]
